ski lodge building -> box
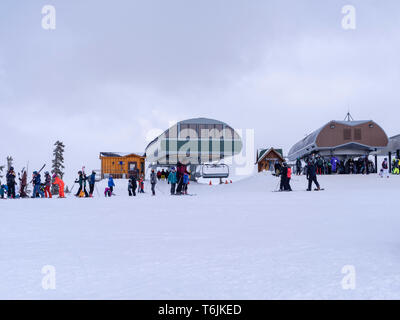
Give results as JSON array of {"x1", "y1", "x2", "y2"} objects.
[
  {"x1": 255, "y1": 147, "x2": 284, "y2": 172},
  {"x1": 287, "y1": 116, "x2": 389, "y2": 165},
  {"x1": 99, "y1": 152, "x2": 146, "y2": 179}
]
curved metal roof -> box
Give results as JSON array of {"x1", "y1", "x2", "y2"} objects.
[
  {"x1": 288, "y1": 120, "x2": 374, "y2": 160},
  {"x1": 379, "y1": 134, "x2": 400, "y2": 154},
  {"x1": 145, "y1": 117, "x2": 234, "y2": 151}
]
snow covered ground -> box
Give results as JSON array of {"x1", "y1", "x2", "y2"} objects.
[{"x1": 0, "y1": 172, "x2": 399, "y2": 299}]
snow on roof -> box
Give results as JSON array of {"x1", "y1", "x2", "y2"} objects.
[
  {"x1": 256, "y1": 148, "x2": 284, "y2": 163},
  {"x1": 100, "y1": 152, "x2": 145, "y2": 158}
]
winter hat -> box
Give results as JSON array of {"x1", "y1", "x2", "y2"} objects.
[{"x1": 52, "y1": 174, "x2": 57, "y2": 178}]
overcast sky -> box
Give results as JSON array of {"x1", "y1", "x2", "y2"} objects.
[{"x1": 1, "y1": 0, "x2": 400, "y2": 180}]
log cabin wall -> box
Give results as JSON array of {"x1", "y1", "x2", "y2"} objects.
[{"x1": 100, "y1": 154, "x2": 146, "y2": 179}]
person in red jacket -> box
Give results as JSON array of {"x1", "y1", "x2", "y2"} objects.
[
  {"x1": 286, "y1": 165, "x2": 292, "y2": 191},
  {"x1": 52, "y1": 174, "x2": 65, "y2": 198}
]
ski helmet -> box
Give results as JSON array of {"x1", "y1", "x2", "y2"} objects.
[{"x1": 78, "y1": 170, "x2": 82, "y2": 174}]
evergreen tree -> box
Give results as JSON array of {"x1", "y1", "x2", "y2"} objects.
[
  {"x1": 0, "y1": 165, "x2": 4, "y2": 180},
  {"x1": 6, "y1": 156, "x2": 13, "y2": 171},
  {"x1": 51, "y1": 141, "x2": 65, "y2": 194}
]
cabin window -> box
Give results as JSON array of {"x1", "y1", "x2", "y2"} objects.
[
  {"x1": 343, "y1": 128, "x2": 352, "y2": 140},
  {"x1": 330, "y1": 124, "x2": 335, "y2": 129},
  {"x1": 354, "y1": 128, "x2": 362, "y2": 140},
  {"x1": 369, "y1": 124, "x2": 374, "y2": 128}
]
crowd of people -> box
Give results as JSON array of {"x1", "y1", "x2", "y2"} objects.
[
  {"x1": 273, "y1": 153, "x2": 398, "y2": 192},
  {"x1": 0, "y1": 167, "x2": 65, "y2": 199},
  {"x1": 276, "y1": 159, "x2": 321, "y2": 192},
  {"x1": 292, "y1": 155, "x2": 376, "y2": 176},
  {"x1": 0, "y1": 163, "x2": 193, "y2": 199}
]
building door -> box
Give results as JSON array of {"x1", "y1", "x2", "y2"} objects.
[{"x1": 128, "y1": 162, "x2": 137, "y2": 176}]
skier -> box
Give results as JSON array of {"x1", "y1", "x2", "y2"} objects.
[
  {"x1": 75, "y1": 171, "x2": 89, "y2": 197},
  {"x1": 286, "y1": 165, "x2": 292, "y2": 191},
  {"x1": 108, "y1": 175, "x2": 115, "y2": 195},
  {"x1": 316, "y1": 156, "x2": 324, "y2": 175},
  {"x1": 393, "y1": 158, "x2": 400, "y2": 175},
  {"x1": 157, "y1": 170, "x2": 161, "y2": 181},
  {"x1": 104, "y1": 187, "x2": 112, "y2": 197},
  {"x1": 88, "y1": 171, "x2": 96, "y2": 197},
  {"x1": 168, "y1": 167, "x2": 177, "y2": 195},
  {"x1": 43, "y1": 171, "x2": 52, "y2": 198},
  {"x1": 176, "y1": 162, "x2": 187, "y2": 194},
  {"x1": 128, "y1": 174, "x2": 137, "y2": 196},
  {"x1": 128, "y1": 175, "x2": 137, "y2": 197},
  {"x1": 274, "y1": 161, "x2": 282, "y2": 176},
  {"x1": 0, "y1": 184, "x2": 6, "y2": 199},
  {"x1": 296, "y1": 158, "x2": 302, "y2": 175},
  {"x1": 6, "y1": 167, "x2": 16, "y2": 199},
  {"x1": 138, "y1": 174, "x2": 145, "y2": 193},
  {"x1": 32, "y1": 171, "x2": 44, "y2": 198},
  {"x1": 279, "y1": 162, "x2": 288, "y2": 191},
  {"x1": 19, "y1": 170, "x2": 28, "y2": 198},
  {"x1": 52, "y1": 174, "x2": 65, "y2": 198},
  {"x1": 381, "y1": 158, "x2": 390, "y2": 178},
  {"x1": 182, "y1": 171, "x2": 189, "y2": 195},
  {"x1": 150, "y1": 169, "x2": 157, "y2": 196},
  {"x1": 306, "y1": 160, "x2": 321, "y2": 191}
]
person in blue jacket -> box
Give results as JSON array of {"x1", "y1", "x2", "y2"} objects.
[
  {"x1": 167, "y1": 167, "x2": 177, "y2": 195},
  {"x1": 108, "y1": 175, "x2": 115, "y2": 195},
  {"x1": 182, "y1": 172, "x2": 189, "y2": 195},
  {"x1": 0, "y1": 184, "x2": 8, "y2": 199},
  {"x1": 89, "y1": 171, "x2": 96, "y2": 197},
  {"x1": 32, "y1": 171, "x2": 44, "y2": 198}
]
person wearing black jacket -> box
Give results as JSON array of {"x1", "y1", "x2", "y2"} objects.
[
  {"x1": 280, "y1": 162, "x2": 288, "y2": 191},
  {"x1": 6, "y1": 167, "x2": 16, "y2": 198},
  {"x1": 75, "y1": 171, "x2": 89, "y2": 197},
  {"x1": 306, "y1": 161, "x2": 320, "y2": 191},
  {"x1": 128, "y1": 175, "x2": 137, "y2": 196},
  {"x1": 88, "y1": 171, "x2": 96, "y2": 197},
  {"x1": 296, "y1": 158, "x2": 302, "y2": 175}
]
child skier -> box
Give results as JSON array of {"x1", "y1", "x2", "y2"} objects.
[
  {"x1": 0, "y1": 184, "x2": 7, "y2": 199},
  {"x1": 108, "y1": 175, "x2": 115, "y2": 195},
  {"x1": 52, "y1": 174, "x2": 65, "y2": 198},
  {"x1": 381, "y1": 158, "x2": 390, "y2": 178},
  {"x1": 139, "y1": 174, "x2": 144, "y2": 193},
  {"x1": 182, "y1": 172, "x2": 189, "y2": 195},
  {"x1": 104, "y1": 187, "x2": 112, "y2": 197},
  {"x1": 44, "y1": 171, "x2": 52, "y2": 198}
]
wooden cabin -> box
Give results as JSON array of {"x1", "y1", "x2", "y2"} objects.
[
  {"x1": 99, "y1": 152, "x2": 146, "y2": 179},
  {"x1": 256, "y1": 148, "x2": 284, "y2": 172}
]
